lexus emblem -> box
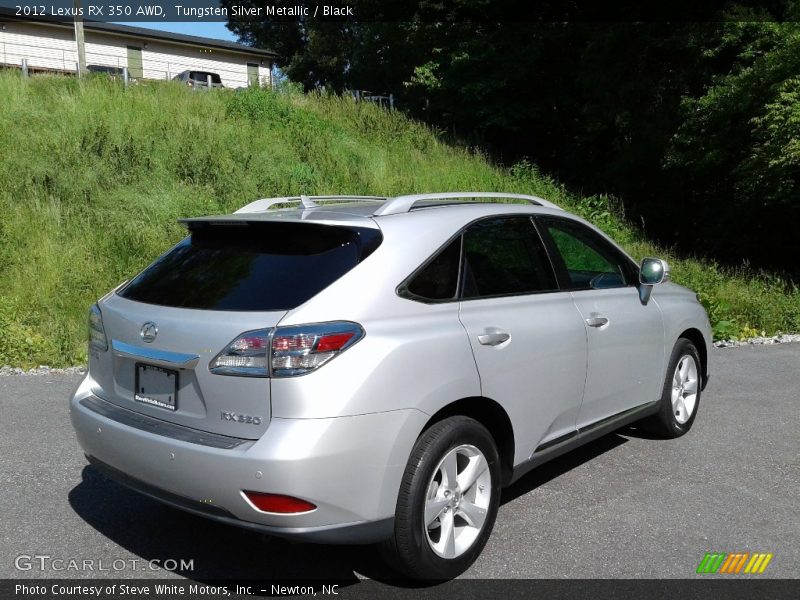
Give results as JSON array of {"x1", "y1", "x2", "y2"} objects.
[{"x1": 140, "y1": 322, "x2": 158, "y2": 343}]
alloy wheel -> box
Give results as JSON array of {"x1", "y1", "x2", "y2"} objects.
[
  {"x1": 423, "y1": 444, "x2": 492, "y2": 559},
  {"x1": 672, "y1": 354, "x2": 699, "y2": 425}
]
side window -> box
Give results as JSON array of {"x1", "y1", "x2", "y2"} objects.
[
  {"x1": 404, "y1": 236, "x2": 462, "y2": 301},
  {"x1": 461, "y1": 217, "x2": 557, "y2": 298},
  {"x1": 542, "y1": 218, "x2": 630, "y2": 290}
]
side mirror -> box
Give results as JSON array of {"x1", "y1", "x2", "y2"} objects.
[{"x1": 639, "y1": 257, "x2": 670, "y2": 286}]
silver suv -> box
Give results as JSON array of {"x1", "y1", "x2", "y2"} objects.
[{"x1": 70, "y1": 193, "x2": 711, "y2": 578}]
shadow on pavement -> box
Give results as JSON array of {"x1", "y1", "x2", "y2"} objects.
[
  {"x1": 68, "y1": 465, "x2": 395, "y2": 584},
  {"x1": 501, "y1": 433, "x2": 628, "y2": 505},
  {"x1": 69, "y1": 432, "x2": 631, "y2": 584}
]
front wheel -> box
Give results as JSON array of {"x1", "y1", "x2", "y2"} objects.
[
  {"x1": 382, "y1": 416, "x2": 501, "y2": 579},
  {"x1": 641, "y1": 338, "x2": 703, "y2": 438}
]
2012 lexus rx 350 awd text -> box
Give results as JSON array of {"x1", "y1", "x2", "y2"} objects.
[{"x1": 70, "y1": 192, "x2": 712, "y2": 579}]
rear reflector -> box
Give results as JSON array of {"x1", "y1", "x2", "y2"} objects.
[
  {"x1": 243, "y1": 491, "x2": 317, "y2": 514},
  {"x1": 315, "y1": 332, "x2": 356, "y2": 352}
]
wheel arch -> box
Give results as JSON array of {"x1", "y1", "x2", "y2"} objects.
[
  {"x1": 677, "y1": 327, "x2": 708, "y2": 387},
  {"x1": 421, "y1": 397, "x2": 515, "y2": 487}
]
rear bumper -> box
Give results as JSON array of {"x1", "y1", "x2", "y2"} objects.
[
  {"x1": 86, "y1": 455, "x2": 393, "y2": 544},
  {"x1": 70, "y1": 375, "x2": 427, "y2": 544}
]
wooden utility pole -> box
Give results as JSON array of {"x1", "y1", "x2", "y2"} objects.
[{"x1": 73, "y1": 0, "x2": 86, "y2": 76}]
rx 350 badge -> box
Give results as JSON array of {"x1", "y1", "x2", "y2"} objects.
[{"x1": 221, "y1": 411, "x2": 263, "y2": 425}]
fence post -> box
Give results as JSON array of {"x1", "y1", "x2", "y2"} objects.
[
  {"x1": 390, "y1": 93, "x2": 394, "y2": 110},
  {"x1": 123, "y1": 66, "x2": 129, "y2": 88},
  {"x1": 75, "y1": 61, "x2": 81, "y2": 78},
  {"x1": 21, "y1": 58, "x2": 28, "y2": 77},
  {"x1": 206, "y1": 74, "x2": 212, "y2": 89}
]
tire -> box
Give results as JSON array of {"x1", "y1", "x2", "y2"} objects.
[
  {"x1": 641, "y1": 338, "x2": 703, "y2": 438},
  {"x1": 381, "y1": 416, "x2": 501, "y2": 579}
]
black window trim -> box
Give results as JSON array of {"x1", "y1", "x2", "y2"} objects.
[
  {"x1": 533, "y1": 215, "x2": 639, "y2": 292},
  {"x1": 397, "y1": 214, "x2": 563, "y2": 304}
]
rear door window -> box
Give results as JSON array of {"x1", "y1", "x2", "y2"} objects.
[
  {"x1": 119, "y1": 222, "x2": 382, "y2": 311},
  {"x1": 461, "y1": 217, "x2": 558, "y2": 298}
]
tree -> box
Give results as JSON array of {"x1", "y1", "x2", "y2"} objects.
[
  {"x1": 223, "y1": 0, "x2": 800, "y2": 275},
  {"x1": 665, "y1": 21, "x2": 800, "y2": 268}
]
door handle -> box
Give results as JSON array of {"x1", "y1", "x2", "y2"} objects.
[
  {"x1": 584, "y1": 314, "x2": 609, "y2": 328},
  {"x1": 477, "y1": 331, "x2": 511, "y2": 346}
]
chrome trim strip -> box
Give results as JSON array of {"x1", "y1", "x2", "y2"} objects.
[
  {"x1": 112, "y1": 339, "x2": 200, "y2": 369},
  {"x1": 534, "y1": 430, "x2": 578, "y2": 453},
  {"x1": 79, "y1": 395, "x2": 249, "y2": 449},
  {"x1": 575, "y1": 401, "x2": 659, "y2": 438}
]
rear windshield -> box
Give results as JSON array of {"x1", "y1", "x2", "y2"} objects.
[
  {"x1": 190, "y1": 71, "x2": 222, "y2": 83},
  {"x1": 118, "y1": 221, "x2": 382, "y2": 311}
]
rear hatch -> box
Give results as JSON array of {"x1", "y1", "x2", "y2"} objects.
[{"x1": 89, "y1": 219, "x2": 382, "y2": 439}]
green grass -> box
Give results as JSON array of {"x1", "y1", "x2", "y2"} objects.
[{"x1": 0, "y1": 72, "x2": 798, "y2": 367}]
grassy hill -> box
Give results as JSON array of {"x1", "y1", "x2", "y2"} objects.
[{"x1": 1, "y1": 72, "x2": 798, "y2": 367}]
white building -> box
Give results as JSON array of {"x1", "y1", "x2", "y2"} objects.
[{"x1": 0, "y1": 15, "x2": 276, "y2": 88}]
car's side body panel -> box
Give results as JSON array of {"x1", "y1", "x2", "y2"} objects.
[
  {"x1": 269, "y1": 306, "x2": 481, "y2": 419},
  {"x1": 458, "y1": 292, "x2": 588, "y2": 464},
  {"x1": 570, "y1": 286, "x2": 666, "y2": 429}
]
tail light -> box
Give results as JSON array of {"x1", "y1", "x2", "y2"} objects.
[
  {"x1": 209, "y1": 329, "x2": 269, "y2": 377},
  {"x1": 88, "y1": 304, "x2": 108, "y2": 352},
  {"x1": 271, "y1": 322, "x2": 363, "y2": 377},
  {"x1": 210, "y1": 322, "x2": 363, "y2": 378}
]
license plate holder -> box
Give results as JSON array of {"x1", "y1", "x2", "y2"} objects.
[{"x1": 134, "y1": 363, "x2": 178, "y2": 412}]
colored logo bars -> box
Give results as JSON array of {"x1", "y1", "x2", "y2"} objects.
[{"x1": 697, "y1": 552, "x2": 773, "y2": 574}]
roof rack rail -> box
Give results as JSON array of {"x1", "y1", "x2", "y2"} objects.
[
  {"x1": 235, "y1": 195, "x2": 387, "y2": 214},
  {"x1": 234, "y1": 192, "x2": 561, "y2": 216},
  {"x1": 372, "y1": 192, "x2": 562, "y2": 216}
]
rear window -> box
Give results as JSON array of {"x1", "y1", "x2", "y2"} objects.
[
  {"x1": 118, "y1": 222, "x2": 382, "y2": 311},
  {"x1": 190, "y1": 71, "x2": 222, "y2": 83}
]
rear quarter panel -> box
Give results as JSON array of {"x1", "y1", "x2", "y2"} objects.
[{"x1": 270, "y1": 214, "x2": 483, "y2": 420}]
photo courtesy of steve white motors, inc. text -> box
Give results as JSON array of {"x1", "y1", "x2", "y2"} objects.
[
  {"x1": 11, "y1": 3, "x2": 356, "y2": 19},
  {"x1": 14, "y1": 583, "x2": 340, "y2": 597}
]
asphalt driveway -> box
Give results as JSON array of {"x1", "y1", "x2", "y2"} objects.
[{"x1": 0, "y1": 344, "x2": 797, "y2": 581}]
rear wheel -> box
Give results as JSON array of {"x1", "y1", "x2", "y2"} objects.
[
  {"x1": 641, "y1": 338, "x2": 702, "y2": 438},
  {"x1": 382, "y1": 416, "x2": 501, "y2": 579}
]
